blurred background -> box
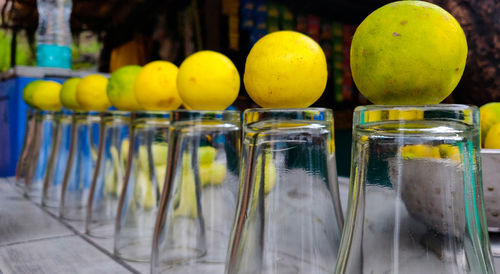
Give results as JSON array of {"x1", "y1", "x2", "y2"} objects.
[{"x1": 0, "y1": 0, "x2": 498, "y2": 177}]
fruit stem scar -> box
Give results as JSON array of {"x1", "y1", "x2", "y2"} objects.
[
  {"x1": 393, "y1": 32, "x2": 401, "y2": 37},
  {"x1": 400, "y1": 20, "x2": 407, "y2": 25}
]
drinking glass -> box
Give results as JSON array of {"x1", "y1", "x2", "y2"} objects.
[
  {"x1": 336, "y1": 105, "x2": 495, "y2": 274},
  {"x1": 225, "y1": 108, "x2": 344, "y2": 274},
  {"x1": 15, "y1": 108, "x2": 37, "y2": 190},
  {"x1": 60, "y1": 111, "x2": 100, "y2": 221},
  {"x1": 151, "y1": 110, "x2": 241, "y2": 274},
  {"x1": 115, "y1": 111, "x2": 170, "y2": 262},
  {"x1": 42, "y1": 109, "x2": 72, "y2": 208},
  {"x1": 86, "y1": 111, "x2": 130, "y2": 238},
  {"x1": 24, "y1": 110, "x2": 59, "y2": 203}
]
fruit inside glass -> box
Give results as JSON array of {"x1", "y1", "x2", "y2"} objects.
[{"x1": 337, "y1": 105, "x2": 495, "y2": 274}]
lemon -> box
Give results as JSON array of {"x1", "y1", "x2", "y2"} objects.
[
  {"x1": 32, "y1": 81, "x2": 63, "y2": 111},
  {"x1": 244, "y1": 31, "x2": 327, "y2": 108},
  {"x1": 134, "y1": 61, "x2": 182, "y2": 111},
  {"x1": 350, "y1": 1, "x2": 467, "y2": 105},
  {"x1": 22, "y1": 80, "x2": 44, "y2": 108},
  {"x1": 198, "y1": 146, "x2": 217, "y2": 165},
  {"x1": 438, "y1": 144, "x2": 460, "y2": 163},
  {"x1": 60, "y1": 78, "x2": 82, "y2": 110},
  {"x1": 76, "y1": 74, "x2": 111, "y2": 111},
  {"x1": 400, "y1": 144, "x2": 440, "y2": 159},
  {"x1": 480, "y1": 103, "x2": 500, "y2": 146},
  {"x1": 177, "y1": 50, "x2": 240, "y2": 110},
  {"x1": 484, "y1": 122, "x2": 500, "y2": 149},
  {"x1": 200, "y1": 162, "x2": 227, "y2": 186},
  {"x1": 107, "y1": 65, "x2": 143, "y2": 111}
]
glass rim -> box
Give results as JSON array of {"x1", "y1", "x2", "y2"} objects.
[
  {"x1": 170, "y1": 109, "x2": 241, "y2": 123},
  {"x1": 244, "y1": 107, "x2": 332, "y2": 114},
  {"x1": 354, "y1": 104, "x2": 476, "y2": 112},
  {"x1": 101, "y1": 110, "x2": 130, "y2": 117}
]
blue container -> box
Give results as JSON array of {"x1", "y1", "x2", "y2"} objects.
[{"x1": 0, "y1": 66, "x2": 81, "y2": 177}]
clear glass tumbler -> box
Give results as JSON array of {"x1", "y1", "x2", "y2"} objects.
[
  {"x1": 151, "y1": 110, "x2": 241, "y2": 274},
  {"x1": 86, "y1": 111, "x2": 130, "y2": 238},
  {"x1": 15, "y1": 108, "x2": 37, "y2": 190},
  {"x1": 336, "y1": 105, "x2": 495, "y2": 274},
  {"x1": 24, "y1": 110, "x2": 59, "y2": 203},
  {"x1": 115, "y1": 111, "x2": 170, "y2": 262},
  {"x1": 225, "y1": 108, "x2": 344, "y2": 274},
  {"x1": 60, "y1": 111, "x2": 100, "y2": 221},
  {"x1": 42, "y1": 110, "x2": 72, "y2": 208}
]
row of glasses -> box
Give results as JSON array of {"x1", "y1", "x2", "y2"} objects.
[{"x1": 14, "y1": 104, "x2": 495, "y2": 273}]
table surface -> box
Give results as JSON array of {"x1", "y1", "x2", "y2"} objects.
[{"x1": 1, "y1": 177, "x2": 500, "y2": 274}]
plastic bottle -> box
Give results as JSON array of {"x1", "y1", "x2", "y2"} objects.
[{"x1": 36, "y1": 0, "x2": 72, "y2": 68}]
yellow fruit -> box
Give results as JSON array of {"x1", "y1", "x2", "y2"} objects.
[
  {"x1": 76, "y1": 74, "x2": 111, "y2": 111},
  {"x1": 60, "y1": 78, "x2": 82, "y2": 110},
  {"x1": 244, "y1": 31, "x2": 327, "y2": 108},
  {"x1": 484, "y1": 122, "x2": 500, "y2": 149},
  {"x1": 107, "y1": 65, "x2": 143, "y2": 111},
  {"x1": 350, "y1": 1, "x2": 467, "y2": 105},
  {"x1": 200, "y1": 162, "x2": 227, "y2": 186},
  {"x1": 400, "y1": 144, "x2": 440, "y2": 159},
  {"x1": 120, "y1": 139, "x2": 130, "y2": 166},
  {"x1": 480, "y1": 103, "x2": 500, "y2": 146},
  {"x1": 388, "y1": 109, "x2": 424, "y2": 120},
  {"x1": 438, "y1": 144, "x2": 460, "y2": 163},
  {"x1": 32, "y1": 81, "x2": 63, "y2": 111},
  {"x1": 152, "y1": 143, "x2": 169, "y2": 166},
  {"x1": 134, "y1": 61, "x2": 182, "y2": 111},
  {"x1": 177, "y1": 50, "x2": 240, "y2": 110},
  {"x1": 253, "y1": 153, "x2": 277, "y2": 195},
  {"x1": 22, "y1": 80, "x2": 44, "y2": 108},
  {"x1": 173, "y1": 153, "x2": 198, "y2": 218},
  {"x1": 198, "y1": 146, "x2": 217, "y2": 165}
]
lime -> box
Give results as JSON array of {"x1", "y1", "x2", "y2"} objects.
[
  {"x1": 22, "y1": 80, "x2": 44, "y2": 108},
  {"x1": 350, "y1": 1, "x2": 467, "y2": 105},
  {"x1": 107, "y1": 65, "x2": 143, "y2": 111},
  {"x1": 244, "y1": 31, "x2": 327, "y2": 108},
  {"x1": 134, "y1": 61, "x2": 182, "y2": 111},
  {"x1": 177, "y1": 50, "x2": 240, "y2": 110},
  {"x1": 60, "y1": 78, "x2": 82, "y2": 110}
]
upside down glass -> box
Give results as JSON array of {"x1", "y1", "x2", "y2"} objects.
[
  {"x1": 226, "y1": 108, "x2": 344, "y2": 274},
  {"x1": 151, "y1": 110, "x2": 241, "y2": 274},
  {"x1": 86, "y1": 111, "x2": 130, "y2": 237},
  {"x1": 42, "y1": 110, "x2": 72, "y2": 208},
  {"x1": 115, "y1": 111, "x2": 170, "y2": 262},
  {"x1": 336, "y1": 105, "x2": 495, "y2": 273},
  {"x1": 24, "y1": 110, "x2": 59, "y2": 203},
  {"x1": 60, "y1": 111, "x2": 100, "y2": 221},
  {"x1": 15, "y1": 108, "x2": 37, "y2": 190}
]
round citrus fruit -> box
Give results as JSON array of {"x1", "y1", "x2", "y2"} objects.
[
  {"x1": 177, "y1": 50, "x2": 240, "y2": 110},
  {"x1": 60, "y1": 78, "x2": 82, "y2": 110},
  {"x1": 244, "y1": 31, "x2": 327, "y2": 108},
  {"x1": 107, "y1": 65, "x2": 143, "y2": 111},
  {"x1": 484, "y1": 122, "x2": 500, "y2": 149},
  {"x1": 350, "y1": 1, "x2": 467, "y2": 105},
  {"x1": 480, "y1": 102, "x2": 500, "y2": 146},
  {"x1": 134, "y1": 61, "x2": 182, "y2": 111},
  {"x1": 22, "y1": 80, "x2": 44, "y2": 108},
  {"x1": 76, "y1": 74, "x2": 111, "y2": 111},
  {"x1": 32, "y1": 80, "x2": 63, "y2": 111}
]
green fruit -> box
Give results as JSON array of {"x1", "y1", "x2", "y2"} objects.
[
  {"x1": 107, "y1": 65, "x2": 143, "y2": 111},
  {"x1": 198, "y1": 146, "x2": 217, "y2": 165},
  {"x1": 485, "y1": 122, "x2": 500, "y2": 149},
  {"x1": 480, "y1": 103, "x2": 500, "y2": 146},
  {"x1": 350, "y1": 1, "x2": 467, "y2": 105},
  {"x1": 60, "y1": 78, "x2": 82, "y2": 110},
  {"x1": 200, "y1": 162, "x2": 226, "y2": 186},
  {"x1": 23, "y1": 80, "x2": 44, "y2": 108},
  {"x1": 152, "y1": 143, "x2": 168, "y2": 166}
]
